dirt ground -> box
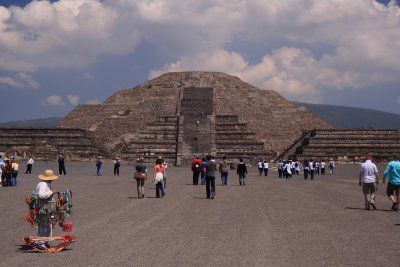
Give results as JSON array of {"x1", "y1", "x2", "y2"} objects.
[{"x1": 0, "y1": 161, "x2": 398, "y2": 267}]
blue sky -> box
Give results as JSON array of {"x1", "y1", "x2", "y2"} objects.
[{"x1": 0, "y1": 0, "x2": 400, "y2": 122}]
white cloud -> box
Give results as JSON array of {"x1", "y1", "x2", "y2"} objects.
[
  {"x1": 87, "y1": 99, "x2": 101, "y2": 104},
  {"x1": 0, "y1": 72, "x2": 39, "y2": 88},
  {"x1": 1, "y1": 0, "x2": 400, "y2": 102},
  {"x1": 0, "y1": 0, "x2": 141, "y2": 72},
  {"x1": 67, "y1": 95, "x2": 80, "y2": 105},
  {"x1": 42, "y1": 95, "x2": 65, "y2": 107}
]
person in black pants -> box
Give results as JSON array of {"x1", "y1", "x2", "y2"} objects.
[
  {"x1": 203, "y1": 155, "x2": 217, "y2": 199},
  {"x1": 114, "y1": 158, "x2": 121, "y2": 176},
  {"x1": 58, "y1": 154, "x2": 66, "y2": 176}
]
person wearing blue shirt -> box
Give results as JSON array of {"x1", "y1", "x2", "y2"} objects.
[{"x1": 382, "y1": 157, "x2": 400, "y2": 211}]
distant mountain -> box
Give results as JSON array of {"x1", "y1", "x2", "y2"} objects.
[
  {"x1": 0, "y1": 117, "x2": 62, "y2": 129},
  {"x1": 292, "y1": 102, "x2": 400, "y2": 129},
  {"x1": 1, "y1": 102, "x2": 400, "y2": 130}
]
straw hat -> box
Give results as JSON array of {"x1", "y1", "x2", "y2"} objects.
[{"x1": 38, "y1": 170, "x2": 59, "y2": 181}]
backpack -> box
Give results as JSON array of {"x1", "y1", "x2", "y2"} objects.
[{"x1": 193, "y1": 162, "x2": 201, "y2": 171}]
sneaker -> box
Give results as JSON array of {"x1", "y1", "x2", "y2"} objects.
[
  {"x1": 391, "y1": 203, "x2": 397, "y2": 211},
  {"x1": 370, "y1": 202, "x2": 377, "y2": 210},
  {"x1": 161, "y1": 192, "x2": 165, "y2": 197}
]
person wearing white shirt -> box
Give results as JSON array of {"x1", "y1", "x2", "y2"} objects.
[
  {"x1": 257, "y1": 160, "x2": 263, "y2": 176},
  {"x1": 35, "y1": 170, "x2": 59, "y2": 242},
  {"x1": 25, "y1": 156, "x2": 34, "y2": 174},
  {"x1": 263, "y1": 161, "x2": 269, "y2": 176},
  {"x1": 320, "y1": 161, "x2": 326, "y2": 175},
  {"x1": 359, "y1": 156, "x2": 379, "y2": 210}
]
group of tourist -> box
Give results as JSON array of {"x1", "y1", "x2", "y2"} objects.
[
  {"x1": 275, "y1": 159, "x2": 335, "y2": 180},
  {"x1": 359, "y1": 155, "x2": 400, "y2": 211},
  {"x1": 0, "y1": 155, "x2": 19, "y2": 187}
]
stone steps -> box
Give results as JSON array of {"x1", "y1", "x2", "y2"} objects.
[{"x1": 286, "y1": 128, "x2": 400, "y2": 162}]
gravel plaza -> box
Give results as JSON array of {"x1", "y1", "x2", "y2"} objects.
[{"x1": 0, "y1": 161, "x2": 399, "y2": 267}]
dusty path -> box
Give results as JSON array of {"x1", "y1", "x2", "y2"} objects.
[{"x1": 0, "y1": 162, "x2": 398, "y2": 266}]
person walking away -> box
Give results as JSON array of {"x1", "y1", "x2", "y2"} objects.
[
  {"x1": 258, "y1": 160, "x2": 263, "y2": 176},
  {"x1": 263, "y1": 161, "x2": 269, "y2": 176},
  {"x1": 315, "y1": 161, "x2": 320, "y2": 175},
  {"x1": 382, "y1": 156, "x2": 400, "y2": 211},
  {"x1": 35, "y1": 170, "x2": 59, "y2": 248},
  {"x1": 25, "y1": 156, "x2": 34, "y2": 174},
  {"x1": 113, "y1": 158, "x2": 121, "y2": 176},
  {"x1": 309, "y1": 159, "x2": 315, "y2": 180},
  {"x1": 154, "y1": 158, "x2": 165, "y2": 198},
  {"x1": 284, "y1": 161, "x2": 292, "y2": 179},
  {"x1": 203, "y1": 155, "x2": 217, "y2": 199},
  {"x1": 11, "y1": 159, "x2": 19, "y2": 186},
  {"x1": 3, "y1": 158, "x2": 12, "y2": 186},
  {"x1": 303, "y1": 160, "x2": 309, "y2": 180},
  {"x1": 58, "y1": 154, "x2": 66, "y2": 176},
  {"x1": 219, "y1": 156, "x2": 230, "y2": 185},
  {"x1": 134, "y1": 157, "x2": 147, "y2": 198},
  {"x1": 191, "y1": 156, "x2": 202, "y2": 185},
  {"x1": 0, "y1": 156, "x2": 4, "y2": 187},
  {"x1": 295, "y1": 161, "x2": 301, "y2": 175},
  {"x1": 320, "y1": 160, "x2": 326, "y2": 175},
  {"x1": 237, "y1": 159, "x2": 247, "y2": 186},
  {"x1": 358, "y1": 155, "x2": 379, "y2": 210},
  {"x1": 329, "y1": 159, "x2": 335, "y2": 175},
  {"x1": 161, "y1": 157, "x2": 168, "y2": 189},
  {"x1": 277, "y1": 160, "x2": 283, "y2": 178},
  {"x1": 200, "y1": 157, "x2": 207, "y2": 185},
  {"x1": 96, "y1": 156, "x2": 103, "y2": 176}
]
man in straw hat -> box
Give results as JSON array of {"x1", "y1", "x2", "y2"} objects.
[{"x1": 35, "y1": 170, "x2": 59, "y2": 245}]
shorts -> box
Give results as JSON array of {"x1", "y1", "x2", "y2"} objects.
[{"x1": 386, "y1": 182, "x2": 400, "y2": 197}]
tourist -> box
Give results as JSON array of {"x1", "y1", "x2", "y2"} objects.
[
  {"x1": 11, "y1": 159, "x2": 19, "y2": 186},
  {"x1": 237, "y1": 158, "x2": 247, "y2": 186},
  {"x1": 219, "y1": 156, "x2": 230, "y2": 186},
  {"x1": 191, "y1": 156, "x2": 202, "y2": 185},
  {"x1": 284, "y1": 160, "x2": 292, "y2": 179},
  {"x1": 295, "y1": 161, "x2": 301, "y2": 175},
  {"x1": 161, "y1": 157, "x2": 168, "y2": 189},
  {"x1": 113, "y1": 157, "x2": 121, "y2": 176},
  {"x1": 277, "y1": 160, "x2": 283, "y2": 178},
  {"x1": 309, "y1": 159, "x2": 315, "y2": 180},
  {"x1": 204, "y1": 155, "x2": 217, "y2": 199},
  {"x1": 258, "y1": 160, "x2": 263, "y2": 176},
  {"x1": 3, "y1": 158, "x2": 12, "y2": 186},
  {"x1": 329, "y1": 159, "x2": 335, "y2": 175},
  {"x1": 382, "y1": 156, "x2": 400, "y2": 211},
  {"x1": 58, "y1": 154, "x2": 66, "y2": 176},
  {"x1": 358, "y1": 155, "x2": 379, "y2": 210},
  {"x1": 96, "y1": 156, "x2": 103, "y2": 176},
  {"x1": 153, "y1": 158, "x2": 165, "y2": 198},
  {"x1": 315, "y1": 161, "x2": 320, "y2": 175},
  {"x1": 35, "y1": 170, "x2": 59, "y2": 247},
  {"x1": 25, "y1": 156, "x2": 34, "y2": 174},
  {"x1": 320, "y1": 160, "x2": 326, "y2": 175},
  {"x1": 303, "y1": 160, "x2": 309, "y2": 180},
  {"x1": 263, "y1": 160, "x2": 269, "y2": 176},
  {"x1": 200, "y1": 157, "x2": 207, "y2": 185},
  {"x1": 0, "y1": 156, "x2": 4, "y2": 187},
  {"x1": 134, "y1": 157, "x2": 147, "y2": 198},
  {"x1": 290, "y1": 160, "x2": 295, "y2": 175},
  {"x1": 282, "y1": 160, "x2": 287, "y2": 178}
]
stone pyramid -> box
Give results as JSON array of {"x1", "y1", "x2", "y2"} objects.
[{"x1": 57, "y1": 72, "x2": 332, "y2": 164}]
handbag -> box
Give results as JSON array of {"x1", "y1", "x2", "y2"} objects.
[{"x1": 134, "y1": 171, "x2": 146, "y2": 180}]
